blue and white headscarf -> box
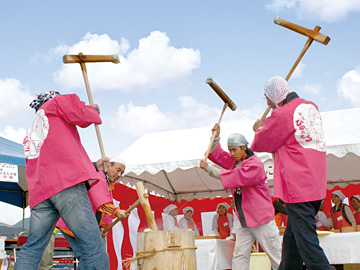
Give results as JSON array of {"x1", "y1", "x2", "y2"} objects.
[{"x1": 29, "y1": 91, "x2": 60, "y2": 112}]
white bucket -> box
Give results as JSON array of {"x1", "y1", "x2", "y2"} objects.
[{"x1": 250, "y1": 252, "x2": 272, "y2": 270}]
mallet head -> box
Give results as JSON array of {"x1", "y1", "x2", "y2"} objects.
[
  {"x1": 63, "y1": 53, "x2": 120, "y2": 64},
  {"x1": 206, "y1": 77, "x2": 237, "y2": 111},
  {"x1": 274, "y1": 17, "x2": 330, "y2": 45}
]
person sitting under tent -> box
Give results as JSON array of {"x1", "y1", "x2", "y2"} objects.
[
  {"x1": 163, "y1": 204, "x2": 180, "y2": 231},
  {"x1": 350, "y1": 195, "x2": 360, "y2": 225},
  {"x1": 226, "y1": 198, "x2": 238, "y2": 241},
  {"x1": 316, "y1": 201, "x2": 331, "y2": 231},
  {"x1": 200, "y1": 125, "x2": 281, "y2": 270},
  {"x1": 328, "y1": 190, "x2": 356, "y2": 230},
  {"x1": 55, "y1": 156, "x2": 127, "y2": 267},
  {"x1": 210, "y1": 202, "x2": 233, "y2": 239},
  {"x1": 179, "y1": 206, "x2": 200, "y2": 236}
]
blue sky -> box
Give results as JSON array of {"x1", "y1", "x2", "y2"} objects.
[{"x1": 1, "y1": 1, "x2": 360, "y2": 224}]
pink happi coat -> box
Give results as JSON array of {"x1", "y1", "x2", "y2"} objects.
[
  {"x1": 56, "y1": 171, "x2": 113, "y2": 231},
  {"x1": 23, "y1": 94, "x2": 102, "y2": 209},
  {"x1": 251, "y1": 98, "x2": 327, "y2": 203},
  {"x1": 208, "y1": 144, "x2": 274, "y2": 227}
]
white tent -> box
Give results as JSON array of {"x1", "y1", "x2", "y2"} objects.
[
  {"x1": 120, "y1": 108, "x2": 360, "y2": 201},
  {"x1": 0, "y1": 136, "x2": 28, "y2": 229},
  {"x1": 322, "y1": 108, "x2": 360, "y2": 189}
]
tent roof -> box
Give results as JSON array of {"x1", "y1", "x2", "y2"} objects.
[
  {"x1": 321, "y1": 108, "x2": 360, "y2": 188},
  {"x1": 120, "y1": 108, "x2": 360, "y2": 201},
  {"x1": 0, "y1": 136, "x2": 26, "y2": 166},
  {"x1": 120, "y1": 118, "x2": 272, "y2": 174},
  {"x1": 120, "y1": 121, "x2": 262, "y2": 201},
  {"x1": 0, "y1": 136, "x2": 28, "y2": 208}
]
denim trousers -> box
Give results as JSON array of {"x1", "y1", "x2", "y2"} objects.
[
  {"x1": 62, "y1": 230, "x2": 83, "y2": 269},
  {"x1": 14, "y1": 182, "x2": 110, "y2": 270},
  {"x1": 279, "y1": 200, "x2": 330, "y2": 270}
]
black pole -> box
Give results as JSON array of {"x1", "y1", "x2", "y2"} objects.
[{"x1": 22, "y1": 192, "x2": 26, "y2": 231}]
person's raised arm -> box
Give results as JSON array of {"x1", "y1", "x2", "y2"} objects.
[{"x1": 56, "y1": 94, "x2": 102, "y2": 128}]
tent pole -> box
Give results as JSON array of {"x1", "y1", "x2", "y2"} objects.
[
  {"x1": 162, "y1": 170, "x2": 178, "y2": 201},
  {"x1": 22, "y1": 192, "x2": 26, "y2": 231},
  {"x1": 22, "y1": 208, "x2": 25, "y2": 231}
]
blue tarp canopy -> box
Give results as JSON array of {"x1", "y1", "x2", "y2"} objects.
[{"x1": 0, "y1": 136, "x2": 28, "y2": 208}]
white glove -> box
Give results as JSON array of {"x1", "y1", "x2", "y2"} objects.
[{"x1": 225, "y1": 234, "x2": 235, "y2": 241}]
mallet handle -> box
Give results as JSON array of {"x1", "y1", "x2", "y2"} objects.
[
  {"x1": 260, "y1": 25, "x2": 322, "y2": 121},
  {"x1": 103, "y1": 198, "x2": 143, "y2": 234},
  {"x1": 274, "y1": 17, "x2": 330, "y2": 45},
  {"x1": 135, "y1": 182, "x2": 158, "y2": 231},
  {"x1": 79, "y1": 61, "x2": 107, "y2": 169},
  {"x1": 63, "y1": 54, "x2": 120, "y2": 64},
  {"x1": 203, "y1": 102, "x2": 228, "y2": 161},
  {"x1": 260, "y1": 106, "x2": 272, "y2": 122},
  {"x1": 286, "y1": 26, "x2": 321, "y2": 80}
]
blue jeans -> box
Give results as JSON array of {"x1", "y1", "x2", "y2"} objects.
[
  {"x1": 62, "y1": 230, "x2": 83, "y2": 269},
  {"x1": 279, "y1": 201, "x2": 330, "y2": 270},
  {"x1": 14, "y1": 182, "x2": 110, "y2": 270}
]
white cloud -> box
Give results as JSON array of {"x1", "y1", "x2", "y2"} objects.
[
  {"x1": 0, "y1": 126, "x2": 27, "y2": 144},
  {"x1": 266, "y1": 0, "x2": 298, "y2": 11},
  {"x1": 109, "y1": 102, "x2": 175, "y2": 136},
  {"x1": 291, "y1": 63, "x2": 306, "y2": 78},
  {"x1": 30, "y1": 42, "x2": 71, "y2": 64},
  {"x1": 266, "y1": 0, "x2": 360, "y2": 22},
  {"x1": 108, "y1": 96, "x2": 259, "y2": 136},
  {"x1": 0, "y1": 78, "x2": 33, "y2": 121},
  {"x1": 298, "y1": 83, "x2": 322, "y2": 95},
  {"x1": 176, "y1": 96, "x2": 221, "y2": 125},
  {"x1": 53, "y1": 31, "x2": 201, "y2": 92},
  {"x1": 337, "y1": 66, "x2": 360, "y2": 106}
]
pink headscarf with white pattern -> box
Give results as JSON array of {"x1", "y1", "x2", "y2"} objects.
[{"x1": 264, "y1": 76, "x2": 292, "y2": 107}]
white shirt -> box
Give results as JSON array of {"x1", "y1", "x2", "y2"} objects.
[
  {"x1": 179, "y1": 217, "x2": 200, "y2": 236},
  {"x1": 163, "y1": 214, "x2": 180, "y2": 231},
  {"x1": 316, "y1": 211, "x2": 331, "y2": 228}
]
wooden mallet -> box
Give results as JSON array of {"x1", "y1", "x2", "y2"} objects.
[
  {"x1": 103, "y1": 192, "x2": 149, "y2": 234},
  {"x1": 203, "y1": 77, "x2": 237, "y2": 161},
  {"x1": 103, "y1": 182, "x2": 158, "y2": 233},
  {"x1": 63, "y1": 53, "x2": 120, "y2": 168},
  {"x1": 260, "y1": 17, "x2": 330, "y2": 121},
  {"x1": 135, "y1": 181, "x2": 158, "y2": 231}
]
